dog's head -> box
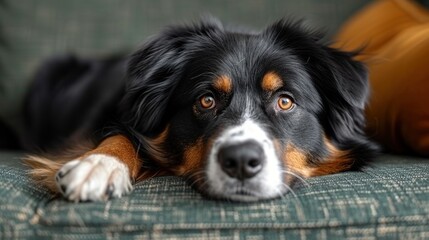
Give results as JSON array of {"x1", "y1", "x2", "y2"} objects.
[{"x1": 119, "y1": 19, "x2": 377, "y2": 201}]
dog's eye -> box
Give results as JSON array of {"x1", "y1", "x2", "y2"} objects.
[
  {"x1": 199, "y1": 95, "x2": 216, "y2": 109},
  {"x1": 277, "y1": 95, "x2": 294, "y2": 111}
]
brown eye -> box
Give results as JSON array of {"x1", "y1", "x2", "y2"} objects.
[
  {"x1": 200, "y1": 95, "x2": 216, "y2": 109},
  {"x1": 277, "y1": 95, "x2": 294, "y2": 111}
]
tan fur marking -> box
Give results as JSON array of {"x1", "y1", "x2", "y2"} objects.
[
  {"x1": 284, "y1": 144, "x2": 312, "y2": 178},
  {"x1": 283, "y1": 139, "x2": 353, "y2": 178},
  {"x1": 25, "y1": 141, "x2": 96, "y2": 193},
  {"x1": 213, "y1": 75, "x2": 232, "y2": 93},
  {"x1": 261, "y1": 71, "x2": 283, "y2": 92},
  {"x1": 176, "y1": 138, "x2": 204, "y2": 176},
  {"x1": 311, "y1": 139, "x2": 352, "y2": 176},
  {"x1": 25, "y1": 157, "x2": 71, "y2": 193},
  {"x1": 275, "y1": 140, "x2": 294, "y2": 183},
  {"x1": 83, "y1": 135, "x2": 141, "y2": 179},
  {"x1": 145, "y1": 126, "x2": 170, "y2": 164}
]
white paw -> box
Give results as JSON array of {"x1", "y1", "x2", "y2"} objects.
[{"x1": 55, "y1": 154, "x2": 133, "y2": 202}]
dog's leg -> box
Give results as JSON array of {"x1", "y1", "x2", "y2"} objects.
[{"x1": 54, "y1": 135, "x2": 141, "y2": 202}]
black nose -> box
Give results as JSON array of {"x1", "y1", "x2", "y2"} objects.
[{"x1": 217, "y1": 141, "x2": 265, "y2": 180}]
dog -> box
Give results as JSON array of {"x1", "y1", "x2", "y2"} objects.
[{"x1": 25, "y1": 18, "x2": 378, "y2": 202}]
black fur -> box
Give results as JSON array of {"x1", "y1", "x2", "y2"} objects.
[{"x1": 23, "y1": 55, "x2": 127, "y2": 151}]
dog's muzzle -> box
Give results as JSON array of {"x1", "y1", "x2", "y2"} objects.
[{"x1": 206, "y1": 120, "x2": 285, "y2": 201}]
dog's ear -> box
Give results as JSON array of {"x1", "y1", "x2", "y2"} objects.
[
  {"x1": 264, "y1": 20, "x2": 371, "y2": 147},
  {"x1": 310, "y1": 47, "x2": 369, "y2": 146},
  {"x1": 119, "y1": 19, "x2": 223, "y2": 136}
]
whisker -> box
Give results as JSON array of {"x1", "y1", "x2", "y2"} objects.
[
  {"x1": 189, "y1": 177, "x2": 204, "y2": 188},
  {"x1": 184, "y1": 170, "x2": 207, "y2": 188},
  {"x1": 281, "y1": 183, "x2": 298, "y2": 198},
  {"x1": 199, "y1": 179, "x2": 209, "y2": 191},
  {"x1": 149, "y1": 170, "x2": 162, "y2": 179},
  {"x1": 281, "y1": 170, "x2": 310, "y2": 188},
  {"x1": 185, "y1": 170, "x2": 206, "y2": 180},
  {"x1": 274, "y1": 187, "x2": 288, "y2": 202},
  {"x1": 135, "y1": 143, "x2": 141, "y2": 159},
  {"x1": 137, "y1": 169, "x2": 162, "y2": 182}
]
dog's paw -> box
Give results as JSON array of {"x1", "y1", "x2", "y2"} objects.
[{"x1": 55, "y1": 154, "x2": 133, "y2": 202}]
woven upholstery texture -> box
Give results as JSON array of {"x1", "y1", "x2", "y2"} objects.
[{"x1": 1, "y1": 153, "x2": 428, "y2": 239}]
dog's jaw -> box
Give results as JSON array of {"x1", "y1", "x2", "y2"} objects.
[
  {"x1": 55, "y1": 154, "x2": 133, "y2": 202},
  {"x1": 206, "y1": 120, "x2": 286, "y2": 201}
]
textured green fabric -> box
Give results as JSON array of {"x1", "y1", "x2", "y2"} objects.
[
  {"x1": 0, "y1": 0, "x2": 371, "y2": 133},
  {"x1": 1, "y1": 153, "x2": 428, "y2": 239}
]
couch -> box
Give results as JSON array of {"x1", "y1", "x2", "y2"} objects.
[
  {"x1": 1, "y1": 1, "x2": 428, "y2": 239},
  {"x1": 1, "y1": 152, "x2": 428, "y2": 239}
]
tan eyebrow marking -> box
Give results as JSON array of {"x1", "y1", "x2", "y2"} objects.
[
  {"x1": 261, "y1": 71, "x2": 283, "y2": 92},
  {"x1": 213, "y1": 75, "x2": 232, "y2": 93}
]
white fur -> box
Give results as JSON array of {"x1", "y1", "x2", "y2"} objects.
[
  {"x1": 207, "y1": 120, "x2": 285, "y2": 201},
  {"x1": 56, "y1": 154, "x2": 132, "y2": 202}
]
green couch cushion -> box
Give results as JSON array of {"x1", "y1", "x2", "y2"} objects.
[{"x1": 1, "y1": 153, "x2": 428, "y2": 239}]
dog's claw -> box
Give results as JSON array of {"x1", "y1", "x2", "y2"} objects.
[{"x1": 106, "y1": 184, "x2": 115, "y2": 198}]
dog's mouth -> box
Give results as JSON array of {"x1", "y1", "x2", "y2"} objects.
[
  {"x1": 211, "y1": 181, "x2": 292, "y2": 202},
  {"x1": 235, "y1": 189, "x2": 254, "y2": 196},
  {"x1": 227, "y1": 187, "x2": 267, "y2": 202},
  {"x1": 196, "y1": 184, "x2": 264, "y2": 202},
  {"x1": 228, "y1": 192, "x2": 260, "y2": 202},
  {"x1": 192, "y1": 174, "x2": 294, "y2": 202}
]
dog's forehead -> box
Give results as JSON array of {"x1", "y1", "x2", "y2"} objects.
[{"x1": 207, "y1": 34, "x2": 287, "y2": 89}]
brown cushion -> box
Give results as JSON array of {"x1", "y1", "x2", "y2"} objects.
[{"x1": 334, "y1": 0, "x2": 429, "y2": 155}]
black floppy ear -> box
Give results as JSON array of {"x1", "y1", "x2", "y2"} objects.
[
  {"x1": 309, "y1": 46, "x2": 369, "y2": 145},
  {"x1": 304, "y1": 45, "x2": 379, "y2": 165},
  {"x1": 119, "y1": 19, "x2": 223, "y2": 136},
  {"x1": 265, "y1": 20, "x2": 375, "y2": 155}
]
